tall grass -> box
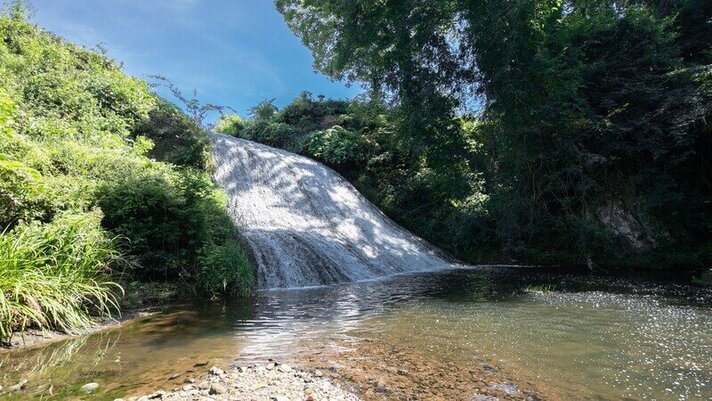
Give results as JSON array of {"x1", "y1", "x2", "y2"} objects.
[{"x1": 0, "y1": 211, "x2": 125, "y2": 344}]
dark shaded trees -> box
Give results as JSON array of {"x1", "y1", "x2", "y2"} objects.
[{"x1": 276, "y1": 0, "x2": 711, "y2": 270}]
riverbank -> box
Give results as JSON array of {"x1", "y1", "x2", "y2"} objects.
[
  {"x1": 0, "y1": 282, "x2": 176, "y2": 351},
  {"x1": 0, "y1": 309, "x2": 156, "y2": 351}
]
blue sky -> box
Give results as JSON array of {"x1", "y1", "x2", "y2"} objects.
[{"x1": 29, "y1": 0, "x2": 362, "y2": 121}]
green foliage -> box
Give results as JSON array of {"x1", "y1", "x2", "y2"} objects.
[
  {"x1": 132, "y1": 98, "x2": 210, "y2": 169},
  {"x1": 278, "y1": 0, "x2": 712, "y2": 272},
  {"x1": 0, "y1": 211, "x2": 123, "y2": 344},
  {"x1": 0, "y1": 6, "x2": 251, "y2": 338},
  {"x1": 215, "y1": 113, "x2": 246, "y2": 136},
  {"x1": 197, "y1": 241, "x2": 253, "y2": 297},
  {"x1": 306, "y1": 125, "x2": 367, "y2": 165}
]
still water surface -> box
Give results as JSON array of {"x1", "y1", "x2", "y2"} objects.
[{"x1": 1, "y1": 267, "x2": 710, "y2": 400}]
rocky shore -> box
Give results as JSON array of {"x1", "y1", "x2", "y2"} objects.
[{"x1": 120, "y1": 363, "x2": 360, "y2": 401}]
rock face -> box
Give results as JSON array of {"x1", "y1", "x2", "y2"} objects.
[
  {"x1": 210, "y1": 133, "x2": 455, "y2": 289},
  {"x1": 595, "y1": 201, "x2": 658, "y2": 250},
  {"x1": 126, "y1": 363, "x2": 360, "y2": 401}
]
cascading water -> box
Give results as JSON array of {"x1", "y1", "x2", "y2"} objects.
[{"x1": 210, "y1": 133, "x2": 456, "y2": 289}]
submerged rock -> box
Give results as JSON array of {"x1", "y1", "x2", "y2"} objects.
[{"x1": 490, "y1": 383, "x2": 518, "y2": 395}]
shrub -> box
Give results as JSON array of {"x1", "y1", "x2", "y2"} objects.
[
  {"x1": 197, "y1": 241, "x2": 253, "y2": 297},
  {"x1": 214, "y1": 113, "x2": 246, "y2": 137}
]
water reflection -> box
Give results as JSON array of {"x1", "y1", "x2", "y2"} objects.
[{"x1": 0, "y1": 267, "x2": 710, "y2": 400}]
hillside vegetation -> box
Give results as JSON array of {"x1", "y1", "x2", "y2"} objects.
[
  {"x1": 218, "y1": 0, "x2": 711, "y2": 274},
  {"x1": 0, "y1": 5, "x2": 250, "y2": 344}
]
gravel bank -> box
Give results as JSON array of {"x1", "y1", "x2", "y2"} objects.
[{"x1": 123, "y1": 362, "x2": 360, "y2": 401}]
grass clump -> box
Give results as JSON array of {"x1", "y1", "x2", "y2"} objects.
[{"x1": 0, "y1": 211, "x2": 123, "y2": 344}]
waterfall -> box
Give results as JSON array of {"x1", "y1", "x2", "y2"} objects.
[{"x1": 210, "y1": 133, "x2": 455, "y2": 289}]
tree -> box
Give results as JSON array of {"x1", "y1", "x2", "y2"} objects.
[{"x1": 277, "y1": 0, "x2": 712, "y2": 269}]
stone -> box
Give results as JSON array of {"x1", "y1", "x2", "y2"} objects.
[
  {"x1": 182, "y1": 385, "x2": 194, "y2": 392},
  {"x1": 208, "y1": 383, "x2": 227, "y2": 395},
  {"x1": 314, "y1": 369, "x2": 323, "y2": 377},
  {"x1": 208, "y1": 366, "x2": 224, "y2": 376},
  {"x1": 251, "y1": 382, "x2": 267, "y2": 391},
  {"x1": 197, "y1": 381, "x2": 211, "y2": 390},
  {"x1": 376, "y1": 379, "x2": 387, "y2": 392},
  {"x1": 80, "y1": 383, "x2": 99, "y2": 393},
  {"x1": 273, "y1": 396, "x2": 290, "y2": 401},
  {"x1": 183, "y1": 378, "x2": 196, "y2": 384},
  {"x1": 470, "y1": 396, "x2": 499, "y2": 401},
  {"x1": 169, "y1": 373, "x2": 182, "y2": 380},
  {"x1": 114, "y1": 399, "x2": 125, "y2": 401},
  {"x1": 9, "y1": 380, "x2": 28, "y2": 393},
  {"x1": 147, "y1": 390, "x2": 166, "y2": 399},
  {"x1": 277, "y1": 364, "x2": 292, "y2": 373},
  {"x1": 490, "y1": 383, "x2": 518, "y2": 395},
  {"x1": 266, "y1": 362, "x2": 276, "y2": 370}
]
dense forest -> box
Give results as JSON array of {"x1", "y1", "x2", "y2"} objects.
[
  {"x1": 0, "y1": 4, "x2": 251, "y2": 343},
  {"x1": 217, "y1": 0, "x2": 711, "y2": 273}
]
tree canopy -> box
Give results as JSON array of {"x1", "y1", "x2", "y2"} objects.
[{"x1": 275, "y1": 0, "x2": 712, "y2": 269}]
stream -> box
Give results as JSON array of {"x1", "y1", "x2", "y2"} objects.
[{"x1": 1, "y1": 267, "x2": 710, "y2": 400}]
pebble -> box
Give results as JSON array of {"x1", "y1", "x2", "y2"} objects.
[
  {"x1": 209, "y1": 383, "x2": 227, "y2": 395},
  {"x1": 9, "y1": 379, "x2": 28, "y2": 393},
  {"x1": 208, "y1": 367, "x2": 224, "y2": 376},
  {"x1": 147, "y1": 390, "x2": 166, "y2": 399},
  {"x1": 169, "y1": 373, "x2": 182, "y2": 380},
  {"x1": 129, "y1": 363, "x2": 359, "y2": 401},
  {"x1": 80, "y1": 382, "x2": 100, "y2": 392}
]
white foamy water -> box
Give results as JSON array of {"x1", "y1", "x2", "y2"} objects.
[{"x1": 210, "y1": 133, "x2": 455, "y2": 289}]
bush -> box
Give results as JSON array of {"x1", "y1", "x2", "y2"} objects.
[
  {"x1": 132, "y1": 98, "x2": 209, "y2": 169},
  {"x1": 197, "y1": 241, "x2": 253, "y2": 297},
  {"x1": 214, "y1": 113, "x2": 246, "y2": 137}
]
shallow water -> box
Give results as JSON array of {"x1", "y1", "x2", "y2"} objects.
[{"x1": 1, "y1": 267, "x2": 710, "y2": 400}]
